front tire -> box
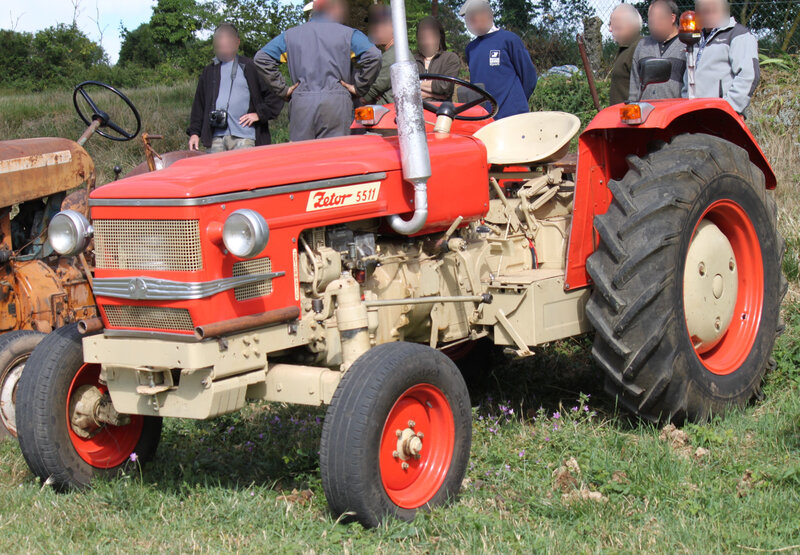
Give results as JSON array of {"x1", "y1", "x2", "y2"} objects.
[
  {"x1": 0, "y1": 330, "x2": 45, "y2": 439},
  {"x1": 586, "y1": 134, "x2": 786, "y2": 423},
  {"x1": 320, "y1": 342, "x2": 472, "y2": 527},
  {"x1": 16, "y1": 324, "x2": 162, "y2": 489}
]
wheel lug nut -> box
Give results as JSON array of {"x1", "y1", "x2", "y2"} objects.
[
  {"x1": 408, "y1": 420, "x2": 415, "y2": 428},
  {"x1": 395, "y1": 429, "x2": 402, "y2": 437},
  {"x1": 402, "y1": 462, "x2": 409, "y2": 470},
  {"x1": 729, "y1": 259, "x2": 735, "y2": 271},
  {"x1": 417, "y1": 432, "x2": 424, "y2": 439},
  {"x1": 392, "y1": 450, "x2": 399, "y2": 458},
  {"x1": 714, "y1": 317, "x2": 721, "y2": 331},
  {"x1": 698, "y1": 262, "x2": 706, "y2": 276}
]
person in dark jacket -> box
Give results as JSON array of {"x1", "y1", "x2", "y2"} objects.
[
  {"x1": 255, "y1": 0, "x2": 382, "y2": 141},
  {"x1": 609, "y1": 3, "x2": 643, "y2": 105},
  {"x1": 629, "y1": 0, "x2": 686, "y2": 100},
  {"x1": 188, "y1": 23, "x2": 284, "y2": 152},
  {"x1": 362, "y1": 5, "x2": 397, "y2": 105},
  {"x1": 462, "y1": 0, "x2": 537, "y2": 119},
  {"x1": 415, "y1": 16, "x2": 461, "y2": 101}
]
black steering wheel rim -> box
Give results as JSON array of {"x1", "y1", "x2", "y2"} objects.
[
  {"x1": 419, "y1": 73, "x2": 498, "y2": 121},
  {"x1": 73, "y1": 80, "x2": 142, "y2": 142}
]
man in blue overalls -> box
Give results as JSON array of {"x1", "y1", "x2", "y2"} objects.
[{"x1": 255, "y1": 0, "x2": 382, "y2": 141}]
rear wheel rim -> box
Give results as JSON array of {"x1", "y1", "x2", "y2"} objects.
[
  {"x1": 66, "y1": 363, "x2": 144, "y2": 468},
  {"x1": 379, "y1": 383, "x2": 455, "y2": 509},
  {"x1": 683, "y1": 200, "x2": 764, "y2": 375},
  {"x1": 0, "y1": 356, "x2": 27, "y2": 436}
]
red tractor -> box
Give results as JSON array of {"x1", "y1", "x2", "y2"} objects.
[{"x1": 15, "y1": 5, "x2": 784, "y2": 528}]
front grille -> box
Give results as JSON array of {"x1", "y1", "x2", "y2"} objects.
[
  {"x1": 93, "y1": 220, "x2": 203, "y2": 272},
  {"x1": 103, "y1": 305, "x2": 195, "y2": 331},
  {"x1": 232, "y1": 257, "x2": 273, "y2": 301}
]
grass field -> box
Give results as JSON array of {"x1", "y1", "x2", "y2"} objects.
[{"x1": 0, "y1": 75, "x2": 799, "y2": 553}]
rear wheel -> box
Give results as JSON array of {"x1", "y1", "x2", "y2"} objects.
[
  {"x1": 586, "y1": 134, "x2": 785, "y2": 422},
  {"x1": 16, "y1": 324, "x2": 161, "y2": 489},
  {"x1": 0, "y1": 330, "x2": 45, "y2": 439},
  {"x1": 320, "y1": 342, "x2": 471, "y2": 527}
]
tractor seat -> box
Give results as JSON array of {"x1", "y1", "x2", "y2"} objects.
[{"x1": 473, "y1": 111, "x2": 581, "y2": 166}]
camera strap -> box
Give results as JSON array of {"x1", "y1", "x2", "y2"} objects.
[{"x1": 222, "y1": 55, "x2": 239, "y2": 116}]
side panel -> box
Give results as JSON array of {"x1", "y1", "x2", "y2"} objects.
[{"x1": 565, "y1": 99, "x2": 776, "y2": 290}]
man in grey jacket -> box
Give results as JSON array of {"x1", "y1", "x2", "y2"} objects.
[
  {"x1": 255, "y1": 0, "x2": 382, "y2": 141},
  {"x1": 629, "y1": 0, "x2": 686, "y2": 101},
  {"x1": 682, "y1": 0, "x2": 759, "y2": 114}
]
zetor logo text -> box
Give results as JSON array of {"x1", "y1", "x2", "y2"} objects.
[{"x1": 306, "y1": 181, "x2": 382, "y2": 211}]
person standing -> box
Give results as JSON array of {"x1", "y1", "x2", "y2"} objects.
[
  {"x1": 255, "y1": 0, "x2": 382, "y2": 141},
  {"x1": 362, "y1": 5, "x2": 397, "y2": 105},
  {"x1": 187, "y1": 23, "x2": 284, "y2": 152},
  {"x1": 609, "y1": 3, "x2": 643, "y2": 105},
  {"x1": 629, "y1": 0, "x2": 686, "y2": 100},
  {"x1": 462, "y1": 0, "x2": 537, "y2": 119},
  {"x1": 683, "y1": 0, "x2": 759, "y2": 114},
  {"x1": 415, "y1": 16, "x2": 461, "y2": 101}
]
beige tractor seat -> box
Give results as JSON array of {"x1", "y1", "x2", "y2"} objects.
[{"x1": 473, "y1": 111, "x2": 581, "y2": 166}]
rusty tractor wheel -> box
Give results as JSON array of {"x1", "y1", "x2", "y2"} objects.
[
  {"x1": 586, "y1": 133, "x2": 786, "y2": 423},
  {"x1": 0, "y1": 330, "x2": 46, "y2": 439},
  {"x1": 320, "y1": 342, "x2": 472, "y2": 527},
  {"x1": 16, "y1": 324, "x2": 161, "y2": 489}
]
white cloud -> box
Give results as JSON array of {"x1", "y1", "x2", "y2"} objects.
[{"x1": 5, "y1": 0, "x2": 157, "y2": 63}]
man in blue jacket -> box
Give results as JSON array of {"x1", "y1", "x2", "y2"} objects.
[{"x1": 462, "y1": 0, "x2": 537, "y2": 119}]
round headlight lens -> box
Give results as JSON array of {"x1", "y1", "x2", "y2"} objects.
[
  {"x1": 48, "y1": 210, "x2": 93, "y2": 256},
  {"x1": 222, "y1": 209, "x2": 269, "y2": 258}
]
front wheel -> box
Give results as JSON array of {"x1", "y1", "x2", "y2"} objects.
[
  {"x1": 16, "y1": 324, "x2": 161, "y2": 489},
  {"x1": 320, "y1": 342, "x2": 472, "y2": 527},
  {"x1": 586, "y1": 133, "x2": 786, "y2": 423}
]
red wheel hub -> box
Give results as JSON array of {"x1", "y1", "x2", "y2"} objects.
[
  {"x1": 379, "y1": 383, "x2": 455, "y2": 509},
  {"x1": 66, "y1": 363, "x2": 144, "y2": 468},
  {"x1": 684, "y1": 200, "x2": 764, "y2": 375}
]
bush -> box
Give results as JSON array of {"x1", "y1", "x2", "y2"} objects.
[{"x1": 530, "y1": 73, "x2": 609, "y2": 127}]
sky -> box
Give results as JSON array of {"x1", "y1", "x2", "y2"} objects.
[{"x1": 5, "y1": 0, "x2": 157, "y2": 63}]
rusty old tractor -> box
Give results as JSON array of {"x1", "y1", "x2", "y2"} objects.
[
  {"x1": 14, "y1": 5, "x2": 784, "y2": 527},
  {"x1": 0, "y1": 81, "x2": 201, "y2": 438}
]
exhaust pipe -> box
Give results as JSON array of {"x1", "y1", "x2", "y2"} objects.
[{"x1": 388, "y1": 0, "x2": 431, "y2": 235}]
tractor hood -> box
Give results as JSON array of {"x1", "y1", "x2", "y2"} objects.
[{"x1": 92, "y1": 135, "x2": 404, "y2": 201}]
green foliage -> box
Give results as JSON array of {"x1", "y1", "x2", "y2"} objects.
[
  {"x1": 530, "y1": 73, "x2": 610, "y2": 127},
  {"x1": 209, "y1": 0, "x2": 304, "y2": 57},
  {"x1": 150, "y1": 0, "x2": 208, "y2": 49},
  {"x1": 118, "y1": 24, "x2": 163, "y2": 69}
]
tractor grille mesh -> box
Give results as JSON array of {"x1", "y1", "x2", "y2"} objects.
[
  {"x1": 93, "y1": 220, "x2": 203, "y2": 272},
  {"x1": 232, "y1": 257, "x2": 273, "y2": 301},
  {"x1": 103, "y1": 305, "x2": 195, "y2": 331}
]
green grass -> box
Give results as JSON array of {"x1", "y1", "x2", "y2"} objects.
[{"x1": 1, "y1": 76, "x2": 800, "y2": 553}]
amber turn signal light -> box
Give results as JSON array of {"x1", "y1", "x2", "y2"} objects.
[
  {"x1": 620, "y1": 104, "x2": 642, "y2": 122},
  {"x1": 355, "y1": 106, "x2": 375, "y2": 122},
  {"x1": 680, "y1": 10, "x2": 699, "y2": 33}
]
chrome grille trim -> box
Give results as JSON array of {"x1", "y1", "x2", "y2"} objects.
[
  {"x1": 233, "y1": 258, "x2": 274, "y2": 301},
  {"x1": 93, "y1": 219, "x2": 203, "y2": 272},
  {"x1": 103, "y1": 305, "x2": 194, "y2": 331},
  {"x1": 93, "y1": 272, "x2": 285, "y2": 301}
]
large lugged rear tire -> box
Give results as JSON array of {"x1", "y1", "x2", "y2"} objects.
[
  {"x1": 320, "y1": 342, "x2": 472, "y2": 528},
  {"x1": 586, "y1": 133, "x2": 786, "y2": 423},
  {"x1": 0, "y1": 330, "x2": 45, "y2": 439},
  {"x1": 16, "y1": 324, "x2": 162, "y2": 489}
]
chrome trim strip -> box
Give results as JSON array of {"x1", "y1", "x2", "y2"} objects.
[
  {"x1": 89, "y1": 172, "x2": 388, "y2": 207},
  {"x1": 93, "y1": 273, "x2": 284, "y2": 300},
  {"x1": 103, "y1": 329, "x2": 201, "y2": 343}
]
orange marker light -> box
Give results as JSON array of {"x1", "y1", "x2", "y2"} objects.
[
  {"x1": 680, "y1": 10, "x2": 699, "y2": 33},
  {"x1": 354, "y1": 106, "x2": 375, "y2": 122},
  {"x1": 620, "y1": 103, "x2": 642, "y2": 123}
]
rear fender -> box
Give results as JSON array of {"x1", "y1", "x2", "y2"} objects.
[{"x1": 565, "y1": 98, "x2": 776, "y2": 291}]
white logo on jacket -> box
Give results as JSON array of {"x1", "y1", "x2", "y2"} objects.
[{"x1": 489, "y1": 50, "x2": 500, "y2": 66}]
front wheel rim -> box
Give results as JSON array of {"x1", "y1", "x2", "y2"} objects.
[
  {"x1": 683, "y1": 200, "x2": 764, "y2": 375},
  {"x1": 66, "y1": 363, "x2": 144, "y2": 468},
  {"x1": 0, "y1": 356, "x2": 27, "y2": 436},
  {"x1": 379, "y1": 383, "x2": 455, "y2": 509}
]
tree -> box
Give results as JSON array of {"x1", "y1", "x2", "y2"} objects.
[
  {"x1": 118, "y1": 24, "x2": 164, "y2": 67},
  {"x1": 150, "y1": 0, "x2": 207, "y2": 50},
  {"x1": 0, "y1": 30, "x2": 33, "y2": 86},
  {"x1": 211, "y1": 0, "x2": 303, "y2": 56}
]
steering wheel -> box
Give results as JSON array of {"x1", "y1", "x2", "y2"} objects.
[
  {"x1": 73, "y1": 81, "x2": 142, "y2": 142},
  {"x1": 419, "y1": 73, "x2": 498, "y2": 121}
]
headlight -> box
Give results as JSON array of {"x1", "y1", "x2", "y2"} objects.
[
  {"x1": 48, "y1": 210, "x2": 93, "y2": 256},
  {"x1": 222, "y1": 209, "x2": 269, "y2": 258}
]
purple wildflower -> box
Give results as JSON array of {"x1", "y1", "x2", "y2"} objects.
[
  {"x1": 129, "y1": 452, "x2": 138, "y2": 462},
  {"x1": 518, "y1": 450, "x2": 525, "y2": 457},
  {"x1": 552, "y1": 411, "x2": 561, "y2": 420},
  {"x1": 571, "y1": 406, "x2": 579, "y2": 412}
]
